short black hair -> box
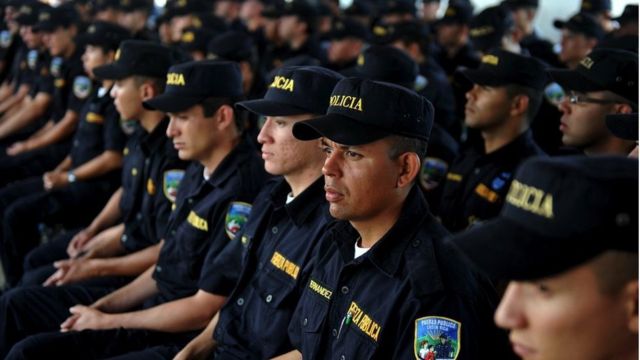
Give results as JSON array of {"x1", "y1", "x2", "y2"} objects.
[
  {"x1": 504, "y1": 84, "x2": 543, "y2": 123},
  {"x1": 132, "y1": 75, "x2": 166, "y2": 94},
  {"x1": 200, "y1": 95, "x2": 246, "y2": 131}
]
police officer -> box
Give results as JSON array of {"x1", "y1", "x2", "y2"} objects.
[
  {"x1": 438, "y1": 50, "x2": 546, "y2": 232},
  {"x1": 4, "y1": 60, "x2": 268, "y2": 359},
  {"x1": 548, "y1": 48, "x2": 638, "y2": 156},
  {"x1": 281, "y1": 78, "x2": 511, "y2": 359},
  {"x1": 0, "y1": 40, "x2": 182, "y2": 356},
  {"x1": 19, "y1": 39, "x2": 189, "y2": 287},
  {"x1": 453, "y1": 155, "x2": 638, "y2": 360},
  {"x1": 0, "y1": 21, "x2": 131, "y2": 287},
  {"x1": 553, "y1": 12, "x2": 604, "y2": 70},
  {"x1": 432, "y1": 1, "x2": 479, "y2": 78},
  {"x1": 175, "y1": 65, "x2": 343, "y2": 359}
]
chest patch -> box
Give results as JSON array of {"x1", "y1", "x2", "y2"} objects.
[{"x1": 414, "y1": 316, "x2": 461, "y2": 360}]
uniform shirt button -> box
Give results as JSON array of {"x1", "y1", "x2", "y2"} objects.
[
  {"x1": 145, "y1": 159, "x2": 150, "y2": 165},
  {"x1": 341, "y1": 286, "x2": 349, "y2": 294},
  {"x1": 156, "y1": 266, "x2": 162, "y2": 273},
  {"x1": 332, "y1": 328, "x2": 338, "y2": 337},
  {"x1": 171, "y1": 230, "x2": 176, "y2": 235},
  {"x1": 271, "y1": 226, "x2": 278, "y2": 234},
  {"x1": 412, "y1": 239, "x2": 421, "y2": 247},
  {"x1": 340, "y1": 356, "x2": 346, "y2": 360},
  {"x1": 302, "y1": 318, "x2": 308, "y2": 326},
  {"x1": 188, "y1": 199, "x2": 193, "y2": 204},
  {"x1": 473, "y1": 168, "x2": 480, "y2": 175},
  {"x1": 236, "y1": 298, "x2": 244, "y2": 306},
  {"x1": 265, "y1": 294, "x2": 273, "y2": 303},
  {"x1": 121, "y1": 234, "x2": 128, "y2": 242},
  {"x1": 136, "y1": 213, "x2": 142, "y2": 220}
]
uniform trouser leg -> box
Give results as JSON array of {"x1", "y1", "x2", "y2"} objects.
[
  {"x1": 19, "y1": 230, "x2": 80, "y2": 287},
  {"x1": 103, "y1": 345, "x2": 183, "y2": 360},
  {"x1": 6, "y1": 327, "x2": 196, "y2": 360},
  {"x1": 0, "y1": 177, "x2": 46, "y2": 287},
  {"x1": 0, "y1": 276, "x2": 132, "y2": 357},
  {"x1": 0, "y1": 142, "x2": 70, "y2": 187}
]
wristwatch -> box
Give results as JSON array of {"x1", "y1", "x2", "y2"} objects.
[{"x1": 67, "y1": 171, "x2": 77, "y2": 183}]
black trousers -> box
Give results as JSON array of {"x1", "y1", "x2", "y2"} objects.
[
  {"x1": 0, "y1": 177, "x2": 114, "y2": 287},
  {"x1": 0, "y1": 276, "x2": 133, "y2": 358},
  {"x1": 0, "y1": 141, "x2": 71, "y2": 187},
  {"x1": 6, "y1": 328, "x2": 192, "y2": 360}
]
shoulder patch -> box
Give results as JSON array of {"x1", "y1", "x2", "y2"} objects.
[
  {"x1": 225, "y1": 201, "x2": 252, "y2": 239},
  {"x1": 0, "y1": 30, "x2": 12, "y2": 48},
  {"x1": 414, "y1": 316, "x2": 461, "y2": 360},
  {"x1": 420, "y1": 157, "x2": 449, "y2": 191},
  {"x1": 544, "y1": 82, "x2": 564, "y2": 106},
  {"x1": 50, "y1": 57, "x2": 63, "y2": 77},
  {"x1": 73, "y1": 76, "x2": 92, "y2": 99},
  {"x1": 163, "y1": 170, "x2": 185, "y2": 203},
  {"x1": 27, "y1": 49, "x2": 38, "y2": 70}
]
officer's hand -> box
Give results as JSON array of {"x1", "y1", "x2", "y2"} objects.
[
  {"x1": 67, "y1": 228, "x2": 96, "y2": 258},
  {"x1": 6, "y1": 141, "x2": 28, "y2": 156},
  {"x1": 43, "y1": 171, "x2": 68, "y2": 191},
  {"x1": 44, "y1": 258, "x2": 98, "y2": 286},
  {"x1": 60, "y1": 305, "x2": 113, "y2": 332}
]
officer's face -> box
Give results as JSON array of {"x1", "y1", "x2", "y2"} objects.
[
  {"x1": 82, "y1": 45, "x2": 110, "y2": 79},
  {"x1": 464, "y1": 84, "x2": 512, "y2": 130},
  {"x1": 257, "y1": 114, "x2": 324, "y2": 177},
  {"x1": 320, "y1": 137, "x2": 402, "y2": 222},
  {"x1": 20, "y1": 25, "x2": 41, "y2": 49},
  {"x1": 557, "y1": 90, "x2": 615, "y2": 150},
  {"x1": 559, "y1": 30, "x2": 595, "y2": 67},
  {"x1": 166, "y1": 104, "x2": 222, "y2": 163},
  {"x1": 494, "y1": 263, "x2": 635, "y2": 360},
  {"x1": 42, "y1": 26, "x2": 75, "y2": 57},
  {"x1": 111, "y1": 77, "x2": 145, "y2": 121},
  {"x1": 327, "y1": 38, "x2": 360, "y2": 64},
  {"x1": 278, "y1": 15, "x2": 301, "y2": 41},
  {"x1": 436, "y1": 23, "x2": 464, "y2": 47}
]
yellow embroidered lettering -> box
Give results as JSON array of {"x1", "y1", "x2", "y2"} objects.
[
  {"x1": 167, "y1": 73, "x2": 186, "y2": 86},
  {"x1": 187, "y1": 211, "x2": 209, "y2": 231},
  {"x1": 269, "y1": 76, "x2": 294, "y2": 92},
  {"x1": 506, "y1": 180, "x2": 554, "y2": 218}
]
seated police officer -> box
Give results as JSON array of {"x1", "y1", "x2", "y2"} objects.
[
  {"x1": 17, "y1": 40, "x2": 188, "y2": 287},
  {"x1": 279, "y1": 77, "x2": 512, "y2": 359},
  {"x1": 0, "y1": 40, "x2": 181, "y2": 356},
  {"x1": 438, "y1": 49, "x2": 546, "y2": 232},
  {"x1": 3, "y1": 60, "x2": 268, "y2": 359},
  {"x1": 549, "y1": 48, "x2": 638, "y2": 156},
  {"x1": 175, "y1": 65, "x2": 343, "y2": 359},
  {"x1": 453, "y1": 155, "x2": 638, "y2": 360}
]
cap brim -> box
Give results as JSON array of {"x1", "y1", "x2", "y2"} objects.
[
  {"x1": 292, "y1": 113, "x2": 390, "y2": 146},
  {"x1": 547, "y1": 69, "x2": 603, "y2": 93},
  {"x1": 458, "y1": 68, "x2": 507, "y2": 87},
  {"x1": 143, "y1": 94, "x2": 205, "y2": 113},
  {"x1": 92, "y1": 63, "x2": 131, "y2": 80},
  {"x1": 32, "y1": 22, "x2": 56, "y2": 32},
  {"x1": 236, "y1": 99, "x2": 312, "y2": 117},
  {"x1": 606, "y1": 113, "x2": 638, "y2": 141},
  {"x1": 552, "y1": 19, "x2": 566, "y2": 29},
  {"x1": 451, "y1": 217, "x2": 606, "y2": 281}
]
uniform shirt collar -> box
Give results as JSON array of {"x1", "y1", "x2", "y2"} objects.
[
  {"x1": 207, "y1": 134, "x2": 255, "y2": 187},
  {"x1": 269, "y1": 176, "x2": 326, "y2": 227},
  {"x1": 140, "y1": 117, "x2": 170, "y2": 155}
]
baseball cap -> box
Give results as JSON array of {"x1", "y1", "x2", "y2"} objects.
[
  {"x1": 32, "y1": 5, "x2": 76, "y2": 32},
  {"x1": 76, "y1": 21, "x2": 131, "y2": 51},
  {"x1": 326, "y1": 17, "x2": 369, "y2": 41},
  {"x1": 501, "y1": 0, "x2": 539, "y2": 9},
  {"x1": 580, "y1": 0, "x2": 611, "y2": 14},
  {"x1": 435, "y1": 1, "x2": 473, "y2": 26},
  {"x1": 613, "y1": 4, "x2": 638, "y2": 25},
  {"x1": 350, "y1": 44, "x2": 420, "y2": 90},
  {"x1": 14, "y1": 2, "x2": 48, "y2": 26},
  {"x1": 606, "y1": 113, "x2": 638, "y2": 141},
  {"x1": 143, "y1": 60, "x2": 243, "y2": 113},
  {"x1": 207, "y1": 31, "x2": 255, "y2": 63},
  {"x1": 293, "y1": 77, "x2": 434, "y2": 145},
  {"x1": 237, "y1": 66, "x2": 343, "y2": 116},
  {"x1": 179, "y1": 27, "x2": 215, "y2": 55},
  {"x1": 92, "y1": 40, "x2": 173, "y2": 80},
  {"x1": 547, "y1": 48, "x2": 638, "y2": 105},
  {"x1": 452, "y1": 155, "x2": 638, "y2": 280},
  {"x1": 553, "y1": 12, "x2": 605, "y2": 40},
  {"x1": 469, "y1": 5, "x2": 514, "y2": 53},
  {"x1": 459, "y1": 49, "x2": 548, "y2": 90}
]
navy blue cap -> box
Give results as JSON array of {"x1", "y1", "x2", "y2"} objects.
[
  {"x1": 553, "y1": 12, "x2": 605, "y2": 40},
  {"x1": 614, "y1": 4, "x2": 638, "y2": 24},
  {"x1": 606, "y1": 113, "x2": 638, "y2": 141},
  {"x1": 326, "y1": 17, "x2": 369, "y2": 41},
  {"x1": 32, "y1": 5, "x2": 77, "y2": 32},
  {"x1": 93, "y1": 40, "x2": 173, "y2": 80},
  {"x1": 501, "y1": 0, "x2": 538, "y2": 9},
  {"x1": 14, "y1": 2, "x2": 48, "y2": 25},
  {"x1": 237, "y1": 66, "x2": 343, "y2": 116},
  {"x1": 548, "y1": 48, "x2": 638, "y2": 105},
  {"x1": 453, "y1": 155, "x2": 638, "y2": 280},
  {"x1": 580, "y1": 0, "x2": 611, "y2": 13},
  {"x1": 90, "y1": 0, "x2": 121, "y2": 12},
  {"x1": 143, "y1": 60, "x2": 243, "y2": 113},
  {"x1": 293, "y1": 77, "x2": 434, "y2": 145},
  {"x1": 280, "y1": 0, "x2": 317, "y2": 19},
  {"x1": 380, "y1": 0, "x2": 416, "y2": 16},
  {"x1": 459, "y1": 49, "x2": 548, "y2": 90},
  {"x1": 207, "y1": 30, "x2": 255, "y2": 63},
  {"x1": 351, "y1": 45, "x2": 419, "y2": 90},
  {"x1": 436, "y1": 1, "x2": 473, "y2": 25},
  {"x1": 76, "y1": 21, "x2": 131, "y2": 51},
  {"x1": 179, "y1": 26, "x2": 215, "y2": 54},
  {"x1": 469, "y1": 5, "x2": 514, "y2": 53}
]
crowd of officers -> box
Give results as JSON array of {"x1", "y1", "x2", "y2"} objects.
[{"x1": 0, "y1": 0, "x2": 636, "y2": 358}]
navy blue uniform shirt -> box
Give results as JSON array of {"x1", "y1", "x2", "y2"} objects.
[
  {"x1": 289, "y1": 186, "x2": 511, "y2": 359},
  {"x1": 439, "y1": 130, "x2": 546, "y2": 232},
  {"x1": 118, "y1": 118, "x2": 190, "y2": 253},
  {"x1": 148, "y1": 135, "x2": 267, "y2": 306},
  {"x1": 212, "y1": 176, "x2": 333, "y2": 359}
]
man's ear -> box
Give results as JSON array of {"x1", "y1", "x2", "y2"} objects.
[
  {"x1": 623, "y1": 280, "x2": 638, "y2": 333},
  {"x1": 214, "y1": 104, "x2": 236, "y2": 130},
  {"x1": 396, "y1": 152, "x2": 421, "y2": 189},
  {"x1": 510, "y1": 94, "x2": 530, "y2": 119},
  {"x1": 139, "y1": 82, "x2": 157, "y2": 101}
]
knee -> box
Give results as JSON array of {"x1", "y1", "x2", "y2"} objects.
[{"x1": 5, "y1": 336, "x2": 41, "y2": 360}]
